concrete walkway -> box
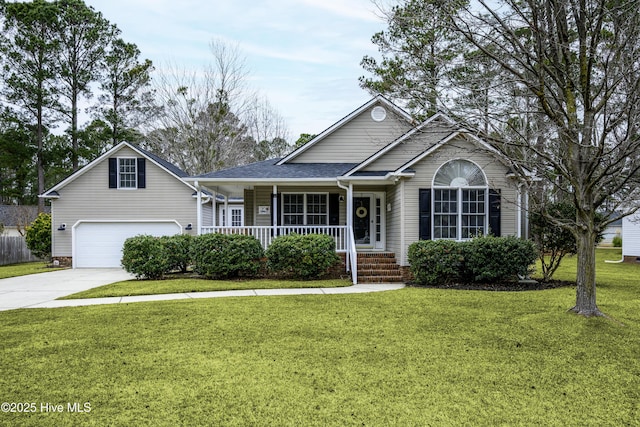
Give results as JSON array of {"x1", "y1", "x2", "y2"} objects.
[{"x1": 0, "y1": 269, "x2": 405, "y2": 311}]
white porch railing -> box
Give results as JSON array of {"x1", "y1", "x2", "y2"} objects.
[{"x1": 200, "y1": 225, "x2": 349, "y2": 252}]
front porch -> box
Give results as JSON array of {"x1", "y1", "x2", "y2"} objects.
[{"x1": 198, "y1": 224, "x2": 404, "y2": 284}]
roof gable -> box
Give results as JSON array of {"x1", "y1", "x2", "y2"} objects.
[
  {"x1": 41, "y1": 142, "x2": 193, "y2": 197},
  {"x1": 277, "y1": 95, "x2": 414, "y2": 165}
]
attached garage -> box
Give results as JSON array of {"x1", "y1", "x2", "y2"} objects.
[{"x1": 73, "y1": 221, "x2": 182, "y2": 268}]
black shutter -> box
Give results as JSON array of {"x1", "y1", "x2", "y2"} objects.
[
  {"x1": 108, "y1": 158, "x2": 117, "y2": 188},
  {"x1": 489, "y1": 189, "x2": 501, "y2": 236},
  {"x1": 419, "y1": 189, "x2": 431, "y2": 240},
  {"x1": 329, "y1": 193, "x2": 340, "y2": 225},
  {"x1": 137, "y1": 158, "x2": 146, "y2": 188}
]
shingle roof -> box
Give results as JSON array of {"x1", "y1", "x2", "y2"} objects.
[
  {"x1": 134, "y1": 145, "x2": 189, "y2": 178},
  {"x1": 192, "y1": 158, "x2": 359, "y2": 179},
  {"x1": 0, "y1": 205, "x2": 50, "y2": 226}
]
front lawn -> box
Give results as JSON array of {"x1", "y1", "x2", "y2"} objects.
[
  {"x1": 59, "y1": 277, "x2": 352, "y2": 299},
  {"x1": 0, "y1": 249, "x2": 638, "y2": 426},
  {"x1": 0, "y1": 261, "x2": 65, "y2": 279}
]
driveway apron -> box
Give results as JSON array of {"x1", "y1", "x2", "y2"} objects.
[{"x1": 0, "y1": 269, "x2": 134, "y2": 311}]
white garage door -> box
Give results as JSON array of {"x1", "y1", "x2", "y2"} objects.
[{"x1": 74, "y1": 221, "x2": 182, "y2": 268}]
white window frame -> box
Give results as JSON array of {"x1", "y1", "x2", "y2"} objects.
[
  {"x1": 218, "y1": 205, "x2": 244, "y2": 227},
  {"x1": 281, "y1": 193, "x2": 329, "y2": 226},
  {"x1": 432, "y1": 159, "x2": 489, "y2": 241},
  {"x1": 117, "y1": 157, "x2": 137, "y2": 189}
]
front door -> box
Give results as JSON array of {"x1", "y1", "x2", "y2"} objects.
[{"x1": 353, "y1": 192, "x2": 385, "y2": 250}]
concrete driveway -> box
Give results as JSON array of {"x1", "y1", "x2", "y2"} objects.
[{"x1": 0, "y1": 269, "x2": 134, "y2": 311}]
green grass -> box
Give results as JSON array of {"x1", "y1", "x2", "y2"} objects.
[
  {"x1": 0, "y1": 261, "x2": 65, "y2": 279},
  {"x1": 1, "y1": 249, "x2": 638, "y2": 426},
  {"x1": 59, "y1": 277, "x2": 352, "y2": 299}
]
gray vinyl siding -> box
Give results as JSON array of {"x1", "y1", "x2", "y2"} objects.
[
  {"x1": 385, "y1": 182, "x2": 403, "y2": 262},
  {"x1": 244, "y1": 189, "x2": 254, "y2": 226},
  {"x1": 51, "y1": 146, "x2": 197, "y2": 257},
  {"x1": 399, "y1": 137, "x2": 520, "y2": 266},
  {"x1": 291, "y1": 105, "x2": 412, "y2": 163},
  {"x1": 202, "y1": 202, "x2": 213, "y2": 226},
  {"x1": 362, "y1": 119, "x2": 455, "y2": 172}
]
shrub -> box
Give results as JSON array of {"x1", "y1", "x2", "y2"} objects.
[
  {"x1": 612, "y1": 234, "x2": 622, "y2": 248},
  {"x1": 25, "y1": 213, "x2": 51, "y2": 259},
  {"x1": 408, "y1": 236, "x2": 537, "y2": 286},
  {"x1": 462, "y1": 235, "x2": 537, "y2": 283},
  {"x1": 161, "y1": 234, "x2": 193, "y2": 273},
  {"x1": 530, "y1": 202, "x2": 578, "y2": 281},
  {"x1": 530, "y1": 202, "x2": 605, "y2": 281},
  {"x1": 266, "y1": 233, "x2": 341, "y2": 279},
  {"x1": 121, "y1": 235, "x2": 170, "y2": 280},
  {"x1": 192, "y1": 233, "x2": 264, "y2": 279},
  {"x1": 408, "y1": 240, "x2": 464, "y2": 286}
]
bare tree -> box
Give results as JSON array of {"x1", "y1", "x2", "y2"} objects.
[
  {"x1": 439, "y1": 0, "x2": 640, "y2": 316},
  {"x1": 245, "y1": 94, "x2": 291, "y2": 160},
  {"x1": 146, "y1": 39, "x2": 289, "y2": 174}
]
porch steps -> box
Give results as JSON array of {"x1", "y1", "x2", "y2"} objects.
[{"x1": 357, "y1": 253, "x2": 404, "y2": 284}]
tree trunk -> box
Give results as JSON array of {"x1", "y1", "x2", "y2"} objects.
[{"x1": 571, "y1": 219, "x2": 602, "y2": 317}]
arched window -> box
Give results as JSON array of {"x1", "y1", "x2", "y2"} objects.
[{"x1": 433, "y1": 160, "x2": 488, "y2": 240}]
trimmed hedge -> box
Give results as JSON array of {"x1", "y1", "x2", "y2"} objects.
[
  {"x1": 463, "y1": 235, "x2": 537, "y2": 283},
  {"x1": 266, "y1": 233, "x2": 341, "y2": 279},
  {"x1": 408, "y1": 236, "x2": 537, "y2": 286},
  {"x1": 161, "y1": 234, "x2": 193, "y2": 273},
  {"x1": 407, "y1": 239, "x2": 464, "y2": 286},
  {"x1": 191, "y1": 233, "x2": 264, "y2": 279},
  {"x1": 121, "y1": 234, "x2": 170, "y2": 280}
]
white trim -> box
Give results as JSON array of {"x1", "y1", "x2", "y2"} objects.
[
  {"x1": 41, "y1": 142, "x2": 197, "y2": 197},
  {"x1": 431, "y1": 188, "x2": 489, "y2": 241},
  {"x1": 277, "y1": 95, "x2": 413, "y2": 165},
  {"x1": 400, "y1": 179, "x2": 406, "y2": 265},
  {"x1": 343, "y1": 112, "x2": 455, "y2": 177},
  {"x1": 353, "y1": 191, "x2": 386, "y2": 251},
  {"x1": 281, "y1": 192, "x2": 330, "y2": 226},
  {"x1": 116, "y1": 157, "x2": 138, "y2": 189},
  {"x1": 196, "y1": 181, "x2": 202, "y2": 235},
  {"x1": 218, "y1": 205, "x2": 245, "y2": 227},
  {"x1": 431, "y1": 158, "x2": 489, "y2": 188},
  {"x1": 71, "y1": 219, "x2": 182, "y2": 268}
]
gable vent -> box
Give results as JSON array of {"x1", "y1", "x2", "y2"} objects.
[{"x1": 371, "y1": 106, "x2": 387, "y2": 122}]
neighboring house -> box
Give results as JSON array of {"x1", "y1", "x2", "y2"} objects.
[
  {"x1": 622, "y1": 213, "x2": 640, "y2": 261},
  {"x1": 601, "y1": 214, "x2": 622, "y2": 246},
  {"x1": 186, "y1": 95, "x2": 531, "y2": 282},
  {"x1": 0, "y1": 205, "x2": 50, "y2": 236},
  {"x1": 41, "y1": 143, "x2": 215, "y2": 268},
  {"x1": 42, "y1": 95, "x2": 530, "y2": 279}
]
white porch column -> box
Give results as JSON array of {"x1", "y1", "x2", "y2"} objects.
[
  {"x1": 212, "y1": 191, "x2": 217, "y2": 227},
  {"x1": 523, "y1": 186, "x2": 529, "y2": 239},
  {"x1": 516, "y1": 183, "x2": 523, "y2": 238},
  {"x1": 195, "y1": 181, "x2": 202, "y2": 235},
  {"x1": 223, "y1": 195, "x2": 229, "y2": 226},
  {"x1": 347, "y1": 182, "x2": 353, "y2": 230},
  {"x1": 272, "y1": 184, "x2": 278, "y2": 235}
]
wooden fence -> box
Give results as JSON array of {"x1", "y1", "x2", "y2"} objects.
[{"x1": 0, "y1": 236, "x2": 40, "y2": 266}]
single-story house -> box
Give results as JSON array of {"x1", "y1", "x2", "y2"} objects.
[
  {"x1": 187, "y1": 95, "x2": 531, "y2": 282},
  {"x1": 43, "y1": 95, "x2": 530, "y2": 281}
]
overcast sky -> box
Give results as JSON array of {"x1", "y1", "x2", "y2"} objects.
[{"x1": 84, "y1": 0, "x2": 388, "y2": 141}]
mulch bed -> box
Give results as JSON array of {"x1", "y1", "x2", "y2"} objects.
[{"x1": 408, "y1": 280, "x2": 575, "y2": 291}]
